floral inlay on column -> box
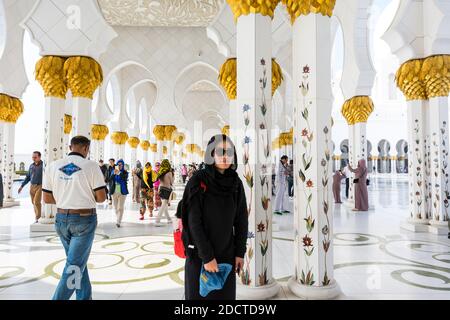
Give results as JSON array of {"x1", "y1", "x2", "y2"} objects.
[
  {"x1": 257, "y1": 58, "x2": 271, "y2": 286},
  {"x1": 298, "y1": 65, "x2": 316, "y2": 286},
  {"x1": 432, "y1": 131, "x2": 441, "y2": 221},
  {"x1": 413, "y1": 119, "x2": 423, "y2": 219},
  {"x1": 441, "y1": 121, "x2": 449, "y2": 217},
  {"x1": 241, "y1": 103, "x2": 253, "y2": 286},
  {"x1": 321, "y1": 125, "x2": 331, "y2": 286},
  {"x1": 424, "y1": 136, "x2": 431, "y2": 216}
]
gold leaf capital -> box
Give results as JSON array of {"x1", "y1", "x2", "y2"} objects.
[
  {"x1": 226, "y1": 0, "x2": 281, "y2": 22},
  {"x1": 282, "y1": 0, "x2": 336, "y2": 24}
]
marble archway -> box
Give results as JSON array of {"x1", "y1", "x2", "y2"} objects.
[
  {"x1": 377, "y1": 139, "x2": 391, "y2": 173},
  {"x1": 396, "y1": 139, "x2": 408, "y2": 174}
]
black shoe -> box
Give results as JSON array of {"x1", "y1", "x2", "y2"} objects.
[
  {"x1": 116, "y1": 223, "x2": 120, "y2": 228},
  {"x1": 448, "y1": 232, "x2": 450, "y2": 239}
]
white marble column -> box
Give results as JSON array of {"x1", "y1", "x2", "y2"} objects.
[
  {"x1": 289, "y1": 10, "x2": 340, "y2": 299},
  {"x1": 234, "y1": 11, "x2": 279, "y2": 299},
  {"x1": 39, "y1": 96, "x2": 65, "y2": 226},
  {"x1": 2, "y1": 122, "x2": 18, "y2": 206},
  {"x1": 428, "y1": 96, "x2": 450, "y2": 231},
  {"x1": 0, "y1": 121, "x2": 4, "y2": 184},
  {"x1": 130, "y1": 147, "x2": 138, "y2": 168},
  {"x1": 354, "y1": 123, "x2": 367, "y2": 170},
  {"x1": 31, "y1": 57, "x2": 67, "y2": 230},
  {"x1": 113, "y1": 144, "x2": 125, "y2": 161},
  {"x1": 72, "y1": 97, "x2": 92, "y2": 138},
  {"x1": 347, "y1": 125, "x2": 355, "y2": 205},
  {"x1": 156, "y1": 141, "x2": 163, "y2": 163},
  {"x1": 404, "y1": 100, "x2": 429, "y2": 229}
]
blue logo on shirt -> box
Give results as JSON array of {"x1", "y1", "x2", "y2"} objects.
[{"x1": 59, "y1": 163, "x2": 82, "y2": 176}]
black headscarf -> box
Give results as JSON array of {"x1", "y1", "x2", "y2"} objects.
[{"x1": 202, "y1": 134, "x2": 239, "y2": 194}]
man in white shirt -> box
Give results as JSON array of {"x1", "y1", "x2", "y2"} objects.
[{"x1": 43, "y1": 136, "x2": 106, "y2": 300}]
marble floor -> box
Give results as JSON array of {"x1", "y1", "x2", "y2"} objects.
[{"x1": 0, "y1": 175, "x2": 449, "y2": 300}]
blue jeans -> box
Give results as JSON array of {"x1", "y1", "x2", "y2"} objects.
[{"x1": 53, "y1": 213, "x2": 97, "y2": 300}]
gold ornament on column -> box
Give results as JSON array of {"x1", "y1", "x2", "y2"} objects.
[
  {"x1": 222, "y1": 125, "x2": 230, "y2": 136},
  {"x1": 64, "y1": 56, "x2": 103, "y2": 99},
  {"x1": 150, "y1": 143, "x2": 157, "y2": 153},
  {"x1": 127, "y1": 137, "x2": 140, "y2": 149},
  {"x1": 282, "y1": 0, "x2": 336, "y2": 24},
  {"x1": 272, "y1": 58, "x2": 284, "y2": 95},
  {"x1": 111, "y1": 131, "x2": 128, "y2": 145},
  {"x1": 272, "y1": 136, "x2": 281, "y2": 149},
  {"x1": 1, "y1": 95, "x2": 24, "y2": 123},
  {"x1": 186, "y1": 144, "x2": 195, "y2": 154},
  {"x1": 227, "y1": 0, "x2": 281, "y2": 22},
  {"x1": 0, "y1": 94, "x2": 12, "y2": 122},
  {"x1": 164, "y1": 125, "x2": 177, "y2": 141},
  {"x1": 163, "y1": 146, "x2": 168, "y2": 155},
  {"x1": 341, "y1": 96, "x2": 374, "y2": 125},
  {"x1": 91, "y1": 124, "x2": 109, "y2": 141},
  {"x1": 140, "y1": 140, "x2": 150, "y2": 151},
  {"x1": 35, "y1": 56, "x2": 68, "y2": 99},
  {"x1": 219, "y1": 58, "x2": 237, "y2": 100},
  {"x1": 420, "y1": 55, "x2": 450, "y2": 98},
  {"x1": 64, "y1": 114, "x2": 72, "y2": 135},
  {"x1": 153, "y1": 125, "x2": 166, "y2": 141},
  {"x1": 341, "y1": 100, "x2": 355, "y2": 125},
  {"x1": 395, "y1": 59, "x2": 427, "y2": 101},
  {"x1": 174, "y1": 132, "x2": 186, "y2": 145}
]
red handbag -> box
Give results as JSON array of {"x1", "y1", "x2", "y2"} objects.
[{"x1": 174, "y1": 219, "x2": 186, "y2": 259}]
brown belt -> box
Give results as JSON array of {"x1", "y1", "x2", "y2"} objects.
[{"x1": 57, "y1": 208, "x2": 97, "y2": 216}]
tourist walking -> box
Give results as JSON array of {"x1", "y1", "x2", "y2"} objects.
[
  {"x1": 132, "y1": 161, "x2": 142, "y2": 203},
  {"x1": 42, "y1": 136, "x2": 107, "y2": 300},
  {"x1": 18, "y1": 151, "x2": 43, "y2": 223},
  {"x1": 155, "y1": 159, "x2": 174, "y2": 225},
  {"x1": 110, "y1": 159, "x2": 129, "y2": 227},
  {"x1": 153, "y1": 162, "x2": 162, "y2": 211},
  {"x1": 181, "y1": 164, "x2": 188, "y2": 184},
  {"x1": 137, "y1": 162, "x2": 154, "y2": 220},
  {"x1": 106, "y1": 159, "x2": 115, "y2": 205}
]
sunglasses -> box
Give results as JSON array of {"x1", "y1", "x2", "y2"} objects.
[{"x1": 215, "y1": 147, "x2": 234, "y2": 157}]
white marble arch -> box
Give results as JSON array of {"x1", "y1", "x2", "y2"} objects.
[
  {"x1": 126, "y1": 79, "x2": 157, "y2": 138},
  {"x1": 173, "y1": 61, "x2": 226, "y2": 113},
  {"x1": 102, "y1": 60, "x2": 157, "y2": 114},
  {"x1": 181, "y1": 91, "x2": 228, "y2": 135},
  {"x1": 107, "y1": 63, "x2": 156, "y2": 133},
  {"x1": 21, "y1": 0, "x2": 117, "y2": 60},
  {"x1": 0, "y1": 0, "x2": 32, "y2": 98},
  {"x1": 334, "y1": 0, "x2": 376, "y2": 100}
]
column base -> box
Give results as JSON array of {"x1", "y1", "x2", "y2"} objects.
[
  {"x1": 237, "y1": 279, "x2": 280, "y2": 300},
  {"x1": 30, "y1": 221, "x2": 55, "y2": 232},
  {"x1": 287, "y1": 277, "x2": 341, "y2": 300},
  {"x1": 428, "y1": 220, "x2": 449, "y2": 235},
  {"x1": 401, "y1": 218, "x2": 430, "y2": 233},
  {"x1": 1, "y1": 200, "x2": 20, "y2": 208}
]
